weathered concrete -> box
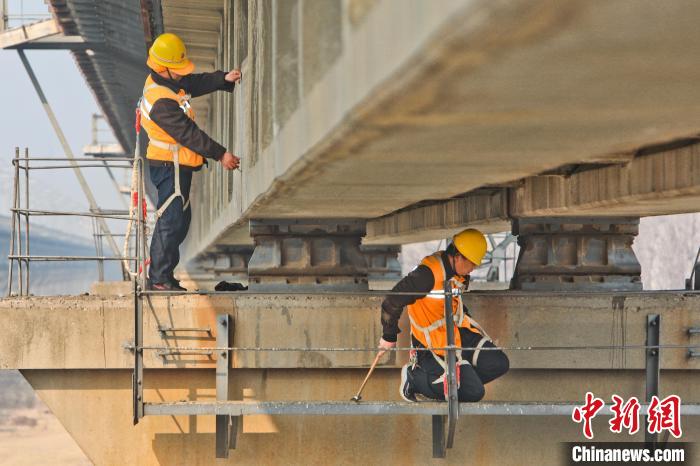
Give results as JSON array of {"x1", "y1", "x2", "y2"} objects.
[
  {"x1": 2, "y1": 291, "x2": 699, "y2": 464},
  {"x1": 365, "y1": 142, "x2": 700, "y2": 245},
  {"x1": 89, "y1": 281, "x2": 133, "y2": 297},
  {"x1": 176, "y1": 0, "x2": 700, "y2": 262},
  {"x1": 365, "y1": 190, "x2": 511, "y2": 245},
  {"x1": 21, "y1": 368, "x2": 700, "y2": 465},
  {"x1": 2, "y1": 292, "x2": 700, "y2": 370}
]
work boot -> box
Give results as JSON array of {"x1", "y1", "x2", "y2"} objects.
[
  {"x1": 399, "y1": 364, "x2": 417, "y2": 402},
  {"x1": 169, "y1": 279, "x2": 188, "y2": 292},
  {"x1": 150, "y1": 282, "x2": 184, "y2": 292}
]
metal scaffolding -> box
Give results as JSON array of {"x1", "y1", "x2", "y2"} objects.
[
  {"x1": 5, "y1": 150, "x2": 144, "y2": 296},
  {"x1": 129, "y1": 277, "x2": 700, "y2": 459}
]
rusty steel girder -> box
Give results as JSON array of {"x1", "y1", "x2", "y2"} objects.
[{"x1": 511, "y1": 217, "x2": 642, "y2": 291}]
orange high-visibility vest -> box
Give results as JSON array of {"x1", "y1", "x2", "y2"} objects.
[
  {"x1": 139, "y1": 75, "x2": 204, "y2": 168},
  {"x1": 407, "y1": 252, "x2": 480, "y2": 357}
]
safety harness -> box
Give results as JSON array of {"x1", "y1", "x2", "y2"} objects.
[
  {"x1": 139, "y1": 82, "x2": 192, "y2": 218},
  {"x1": 408, "y1": 261, "x2": 493, "y2": 396}
]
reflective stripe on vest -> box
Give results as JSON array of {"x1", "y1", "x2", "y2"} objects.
[
  {"x1": 140, "y1": 75, "x2": 204, "y2": 168},
  {"x1": 407, "y1": 252, "x2": 493, "y2": 383}
]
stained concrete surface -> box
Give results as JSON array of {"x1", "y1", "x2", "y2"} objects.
[
  {"x1": 3, "y1": 292, "x2": 699, "y2": 370},
  {"x1": 176, "y1": 0, "x2": 700, "y2": 262},
  {"x1": 22, "y1": 368, "x2": 700, "y2": 466},
  {"x1": 1, "y1": 284, "x2": 699, "y2": 464}
]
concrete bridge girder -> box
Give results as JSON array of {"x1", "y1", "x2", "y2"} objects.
[
  {"x1": 3, "y1": 291, "x2": 699, "y2": 464},
  {"x1": 172, "y1": 0, "x2": 700, "y2": 263},
  {"x1": 20, "y1": 368, "x2": 700, "y2": 465},
  {"x1": 3, "y1": 293, "x2": 700, "y2": 370},
  {"x1": 364, "y1": 142, "x2": 700, "y2": 245}
]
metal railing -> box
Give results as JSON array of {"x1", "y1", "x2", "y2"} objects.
[
  {"x1": 130, "y1": 278, "x2": 700, "y2": 458},
  {"x1": 6, "y1": 148, "x2": 147, "y2": 296},
  {"x1": 687, "y1": 246, "x2": 700, "y2": 290}
]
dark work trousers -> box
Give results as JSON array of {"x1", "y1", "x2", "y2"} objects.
[
  {"x1": 148, "y1": 163, "x2": 193, "y2": 285},
  {"x1": 408, "y1": 327, "x2": 509, "y2": 402}
]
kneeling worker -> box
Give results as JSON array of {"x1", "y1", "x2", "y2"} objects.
[
  {"x1": 378, "y1": 229, "x2": 509, "y2": 402},
  {"x1": 140, "y1": 33, "x2": 241, "y2": 291}
]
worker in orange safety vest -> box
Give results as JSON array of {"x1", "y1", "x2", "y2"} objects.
[
  {"x1": 140, "y1": 33, "x2": 241, "y2": 291},
  {"x1": 379, "y1": 229, "x2": 509, "y2": 402}
]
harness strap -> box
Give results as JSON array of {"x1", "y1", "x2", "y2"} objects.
[
  {"x1": 141, "y1": 84, "x2": 191, "y2": 120},
  {"x1": 410, "y1": 313, "x2": 467, "y2": 391},
  {"x1": 150, "y1": 140, "x2": 190, "y2": 217},
  {"x1": 471, "y1": 336, "x2": 489, "y2": 367},
  {"x1": 468, "y1": 315, "x2": 492, "y2": 342},
  {"x1": 408, "y1": 270, "x2": 477, "y2": 397}
]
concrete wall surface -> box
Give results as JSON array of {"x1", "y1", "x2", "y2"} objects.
[
  {"x1": 2, "y1": 290, "x2": 698, "y2": 464},
  {"x1": 2, "y1": 292, "x2": 700, "y2": 370},
  {"x1": 21, "y1": 368, "x2": 700, "y2": 466},
  {"x1": 171, "y1": 0, "x2": 700, "y2": 261}
]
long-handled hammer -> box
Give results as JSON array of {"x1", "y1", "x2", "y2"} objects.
[{"x1": 350, "y1": 351, "x2": 383, "y2": 402}]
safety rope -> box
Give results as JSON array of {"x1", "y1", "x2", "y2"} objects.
[
  {"x1": 132, "y1": 343, "x2": 700, "y2": 353},
  {"x1": 123, "y1": 107, "x2": 150, "y2": 277}
]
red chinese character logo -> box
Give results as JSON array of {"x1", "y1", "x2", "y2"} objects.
[
  {"x1": 609, "y1": 394, "x2": 640, "y2": 435},
  {"x1": 647, "y1": 395, "x2": 682, "y2": 438},
  {"x1": 572, "y1": 392, "x2": 605, "y2": 439}
]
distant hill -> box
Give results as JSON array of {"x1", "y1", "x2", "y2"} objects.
[{"x1": 0, "y1": 215, "x2": 121, "y2": 461}]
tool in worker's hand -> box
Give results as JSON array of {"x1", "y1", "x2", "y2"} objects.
[{"x1": 350, "y1": 351, "x2": 383, "y2": 402}]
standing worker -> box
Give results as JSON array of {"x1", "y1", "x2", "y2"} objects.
[
  {"x1": 378, "y1": 229, "x2": 509, "y2": 402},
  {"x1": 139, "y1": 33, "x2": 241, "y2": 291}
]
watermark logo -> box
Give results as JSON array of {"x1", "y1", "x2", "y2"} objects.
[
  {"x1": 571, "y1": 392, "x2": 682, "y2": 439},
  {"x1": 647, "y1": 395, "x2": 682, "y2": 439},
  {"x1": 572, "y1": 392, "x2": 605, "y2": 439},
  {"x1": 609, "y1": 395, "x2": 640, "y2": 435}
]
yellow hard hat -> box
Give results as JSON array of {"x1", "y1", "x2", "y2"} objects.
[
  {"x1": 452, "y1": 228, "x2": 488, "y2": 266},
  {"x1": 147, "y1": 33, "x2": 195, "y2": 75}
]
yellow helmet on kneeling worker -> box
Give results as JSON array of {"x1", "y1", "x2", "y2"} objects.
[
  {"x1": 147, "y1": 33, "x2": 195, "y2": 76},
  {"x1": 452, "y1": 228, "x2": 488, "y2": 266}
]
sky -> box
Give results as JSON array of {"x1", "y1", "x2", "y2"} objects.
[{"x1": 1, "y1": 0, "x2": 131, "y2": 240}]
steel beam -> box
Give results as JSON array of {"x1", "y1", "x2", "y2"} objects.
[
  {"x1": 645, "y1": 314, "x2": 660, "y2": 446},
  {"x1": 443, "y1": 279, "x2": 458, "y2": 449},
  {"x1": 194, "y1": 245, "x2": 253, "y2": 278},
  {"x1": 248, "y1": 219, "x2": 369, "y2": 291},
  {"x1": 511, "y1": 217, "x2": 642, "y2": 291},
  {"x1": 432, "y1": 415, "x2": 446, "y2": 458},
  {"x1": 133, "y1": 279, "x2": 143, "y2": 424},
  {"x1": 216, "y1": 314, "x2": 232, "y2": 458},
  {"x1": 361, "y1": 244, "x2": 401, "y2": 285}
]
